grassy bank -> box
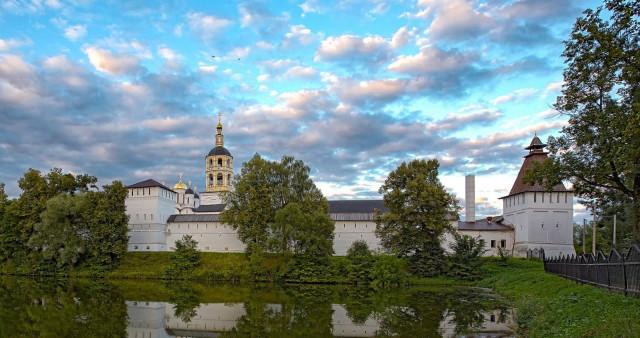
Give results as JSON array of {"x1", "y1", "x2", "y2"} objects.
[{"x1": 476, "y1": 258, "x2": 640, "y2": 337}]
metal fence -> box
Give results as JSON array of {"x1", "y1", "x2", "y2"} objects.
[{"x1": 543, "y1": 244, "x2": 640, "y2": 297}]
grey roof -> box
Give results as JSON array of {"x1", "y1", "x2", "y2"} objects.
[
  {"x1": 185, "y1": 188, "x2": 194, "y2": 194},
  {"x1": 328, "y1": 200, "x2": 388, "y2": 213},
  {"x1": 194, "y1": 204, "x2": 225, "y2": 213},
  {"x1": 168, "y1": 214, "x2": 221, "y2": 223},
  {"x1": 127, "y1": 179, "x2": 175, "y2": 193},
  {"x1": 207, "y1": 146, "x2": 232, "y2": 157},
  {"x1": 458, "y1": 216, "x2": 512, "y2": 231}
]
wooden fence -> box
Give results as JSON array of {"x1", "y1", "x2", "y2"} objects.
[{"x1": 543, "y1": 244, "x2": 640, "y2": 297}]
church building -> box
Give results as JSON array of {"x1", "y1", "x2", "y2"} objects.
[{"x1": 125, "y1": 120, "x2": 575, "y2": 258}]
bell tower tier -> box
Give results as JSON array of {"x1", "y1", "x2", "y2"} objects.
[{"x1": 203, "y1": 117, "x2": 233, "y2": 205}]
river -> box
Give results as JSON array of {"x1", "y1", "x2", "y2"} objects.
[{"x1": 0, "y1": 277, "x2": 514, "y2": 337}]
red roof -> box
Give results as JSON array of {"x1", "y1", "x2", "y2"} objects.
[{"x1": 503, "y1": 136, "x2": 566, "y2": 198}]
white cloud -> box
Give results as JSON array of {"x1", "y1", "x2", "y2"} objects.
[
  {"x1": 83, "y1": 46, "x2": 143, "y2": 76},
  {"x1": 388, "y1": 46, "x2": 476, "y2": 74},
  {"x1": 491, "y1": 88, "x2": 539, "y2": 105},
  {"x1": 420, "y1": 0, "x2": 494, "y2": 40},
  {"x1": 282, "y1": 24, "x2": 315, "y2": 48},
  {"x1": 185, "y1": 12, "x2": 232, "y2": 40},
  {"x1": 541, "y1": 80, "x2": 564, "y2": 98},
  {"x1": 199, "y1": 65, "x2": 218, "y2": 74},
  {"x1": 0, "y1": 38, "x2": 32, "y2": 51},
  {"x1": 228, "y1": 46, "x2": 250, "y2": 59},
  {"x1": 64, "y1": 24, "x2": 86, "y2": 41},
  {"x1": 283, "y1": 66, "x2": 318, "y2": 80}
]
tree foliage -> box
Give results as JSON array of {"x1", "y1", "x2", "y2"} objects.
[
  {"x1": 166, "y1": 235, "x2": 202, "y2": 276},
  {"x1": 222, "y1": 154, "x2": 333, "y2": 259},
  {"x1": 523, "y1": 0, "x2": 640, "y2": 240},
  {"x1": 448, "y1": 234, "x2": 486, "y2": 281},
  {"x1": 0, "y1": 168, "x2": 128, "y2": 272},
  {"x1": 375, "y1": 159, "x2": 459, "y2": 277}
]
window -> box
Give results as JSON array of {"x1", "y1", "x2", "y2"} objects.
[
  {"x1": 491, "y1": 240, "x2": 496, "y2": 248},
  {"x1": 209, "y1": 174, "x2": 214, "y2": 186},
  {"x1": 227, "y1": 159, "x2": 231, "y2": 168},
  {"x1": 541, "y1": 222, "x2": 544, "y2": 228},
  {"x1": 146, "y1": 246, "x2": 150, "y2": 250},
  {"x1": 134, "y1": 245, "x2": 138, "y2": 249},
  {"x1": 557, "y1": 193, "x2": 560, "y2": 203},
  {"x1": 209, "y1": 159, "x2": 213, "y2": 169},
  {"x1": 565, "y1": 193, "x2": 568, "y2": 203},
  {"x1": 500, "y1": 240, "x2": 506, "y2": 248},
  {"x1": 218, "y1": 158, "x2": 223, "y2": 168},
  {"x1": 150, "y1": 214, "x2": 153, "y2": 220},
  {"x1": 227, "y1": 174, "x2": 231, "y2": 186},
  {"x1": 556, "y1": 221, "x2": 559, "y2": 229},
  {"x1": 217, "y1": 173, "x2": 223, "y2": 186},
  {"x1": 542, "y1": 193, "x2": 544, "y2": 202},
  {"x1": 534, "y1": 192, "x2": 537, "y2": 202}
]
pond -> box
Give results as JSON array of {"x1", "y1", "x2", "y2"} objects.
[{"x1": 0, "y1": 277, "x2": 514, "y2": 337}]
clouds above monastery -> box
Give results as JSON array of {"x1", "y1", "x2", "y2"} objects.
[{"x1": 0, "y1": 0, "x2": 600, "y2": 219}]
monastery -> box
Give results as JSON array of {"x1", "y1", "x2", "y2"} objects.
[{"x1": 125, "y1": 121, "x2": 576, "y2": 258}]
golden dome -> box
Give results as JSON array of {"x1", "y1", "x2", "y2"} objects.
[
  {"x1": 217, "y1": 122, "x2": 222, "y2": 130},
  {"x1": 173, "y1": 173, "x2": 187, "y2": 190}
]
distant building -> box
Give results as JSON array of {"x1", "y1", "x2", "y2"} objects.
[{"x1": 125, "y1": 120, "x2": 574, "y2": 258}]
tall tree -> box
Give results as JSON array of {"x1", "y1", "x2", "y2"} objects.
[
  {"x1": 375, "y1": 159, "x2": 459, "y2": 277},
  {"x1": 222, "y1": 154, "x2": 332, "y2": 257},
  {"x1": 524, "y1": 0, "x2": 640, "y2": 240}
]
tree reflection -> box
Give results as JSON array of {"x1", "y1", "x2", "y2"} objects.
[
  {"x1": 0, "y1": 277, "x2": 127, "y2": 337},
  {"x1": 166, "y1": 283, "x2": 202, "y2": 323}
]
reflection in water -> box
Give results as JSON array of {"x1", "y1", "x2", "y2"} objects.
[{"x1": 0, "y1": 277, "x2": 513, "y2": 337}]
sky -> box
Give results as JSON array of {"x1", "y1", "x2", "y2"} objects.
[{"x1": 0, "y1": 0, "x2": 602, "y2": 221}]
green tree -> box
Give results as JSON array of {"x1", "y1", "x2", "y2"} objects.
[
  {"x1": 375, "y1": 159, "x2": 459, "y2": 277},
  {"x1": 222, "y1": 154, "x2": 332, "y2": 258},
  {"x1": 523, "y1": 0, "x2": 640, "y2": 240},
  {"x1": 166, "y1": 235, "x2": 202, "y2": 276},
  {"x1": 448, "y1": 234, "x2": 486, "y2": 281},
  {"x1": 346, "y1": 240, "x2": 374, "y2": 285}
]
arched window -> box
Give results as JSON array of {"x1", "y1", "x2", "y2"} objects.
[
  {"x1": 209, "y1": 174, "x2": 214, "y2": 186},
  {"x1": 227, "y1": 159, "x2": 231, "y2": 168},
  {"x1": 218, "y1": 158, "x2": 223, "y2": 168},
  {"x1": 217, "y1": 173, "x2": 223, "y2": 186},
  {"x1": 227, "y1": 174, "x2": 231, "y2": 185},
  {"x1": 209, "y1": 159, "x2": 213, "y2": 169}
]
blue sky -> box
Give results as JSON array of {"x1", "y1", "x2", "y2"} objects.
[{"x1": 0, "y1": 0, "x2": 601, "y2": 220}]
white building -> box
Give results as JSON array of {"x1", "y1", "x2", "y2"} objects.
[{"x1": 125, "y1": 120, "x2": 574, "y2": 258}]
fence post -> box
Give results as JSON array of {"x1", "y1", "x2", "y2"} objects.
[{"x1": 623, "y1": 252, "x2": 628, "y2": 296}]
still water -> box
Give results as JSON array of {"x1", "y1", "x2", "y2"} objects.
[{"x1": 0, "y1": 277, "x2": 513, "y2": 337}]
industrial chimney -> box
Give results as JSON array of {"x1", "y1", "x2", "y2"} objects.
[{"x1": 465, "y1": 174, "x2": 475, "y2": 222}]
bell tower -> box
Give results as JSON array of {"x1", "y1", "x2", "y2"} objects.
[{"x1": 201, "y1": 114, "x2": 233, "y2": 205}]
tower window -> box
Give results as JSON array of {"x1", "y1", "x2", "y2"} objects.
[
  {"x1": 534, "y1": 192, "x2": 537, "y2": 203},
  {"x1": 500, "y1": 240, "x2": 506, "y2": 248},
  {"x1": 227, "y1": 174, "x2": 231, "y2": 185},
  {"x1": 218, "y1": 158, "x2": 223, "y2": 168},
  {"x1": 491, "y1": 240, "x2": 496, "y2": 248},
  {"x1": 217, "y1": 173, "x2": 223, "y2": 186},
  {"x1": 209, "y1": 159, "x2": 213, "y2": 169},
  {"x1": 227, "y1": 159, "x2": 231, "y2": 168},
  {"x1": 209, "y1": 174, "x2": 214, "y2": 186}
]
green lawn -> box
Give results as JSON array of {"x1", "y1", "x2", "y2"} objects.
[{"x1": 476, "y1": 258, "x2": 640, "y2": 337}]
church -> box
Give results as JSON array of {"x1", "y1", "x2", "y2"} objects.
[{"x1": 124, "y1": 120, "x2": 576, "y2": 258}]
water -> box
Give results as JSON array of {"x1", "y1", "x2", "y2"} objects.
[{"x1": 0, "y1": 277, "x2": 514, "y2": 337}]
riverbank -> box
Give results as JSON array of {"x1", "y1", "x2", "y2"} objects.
[{"x1": 476, "y1": 258, "x2": 640, "y2": 337}]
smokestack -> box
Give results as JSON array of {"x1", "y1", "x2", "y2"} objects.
[{"x1": 465, "y1": 174, "x2": 475, "y2": 222}]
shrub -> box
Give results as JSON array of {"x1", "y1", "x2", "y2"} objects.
[
  {"x1": 370, "y1": 255, "x2": 407, "y2": 287},
  {"x1": 448, "y1": 234, "x2": 486, "y2": 281},
  {"x1": 346, "y1": 240, "x2": 374, "y2": 284},
  {"x1": 164, "y1": 235, "x2": 202, "y2": 278}
]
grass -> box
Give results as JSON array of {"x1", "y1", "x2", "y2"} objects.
[{"x1": 476, "y1": 258, "x2": 640, "y2": 337}]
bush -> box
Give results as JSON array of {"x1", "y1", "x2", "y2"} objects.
[
  {"x1": 448, "y1": 234, "x2": 486, "y2": 281},
  {"x1": 165, "y1": 235, "x2": 202, "y2": 278},
  {"x1": 346, "y1": 240, "x2": 374, "y2": 285},
  {"x1": 370, "y1": 255, "x2": 407, "y2": 287}
]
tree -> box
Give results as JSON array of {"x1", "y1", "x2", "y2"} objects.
[
  {"x1": 166, "y1": 235, "x2": 202, "y2": 276},
  {"x1": 375, "y1": 159, "x2": 459, "y2": 277},
  {"x1": 448, "y1": 234, "x2": 486, "y2": 281},
  {"x1": 222, "y1": 154, "x2": 332, "y2": 257},
  {"x1": 346, "y1": 240, "x2": 374, "y2": 284},
  {"x1": 523, "y1": 0, "x2": 640, "y2": 240}
]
